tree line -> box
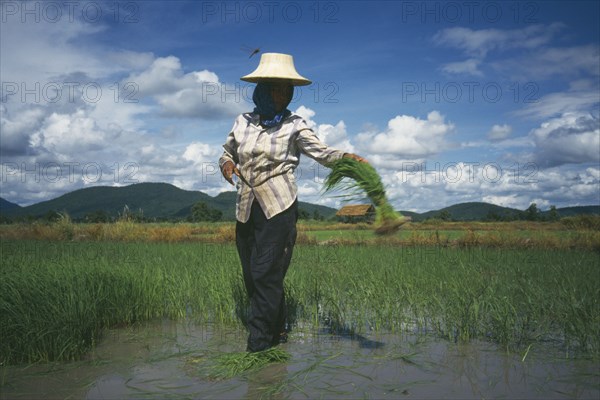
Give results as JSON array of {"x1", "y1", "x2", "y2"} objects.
[
  {"x1": 0, "y1": 202, "x2": 328, "y2": 224},
  {"x1": 1, "y1": 202, "x2": 591, "y2": 224}
]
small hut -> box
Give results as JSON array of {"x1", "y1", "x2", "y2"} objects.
[{"x1": 336, "y1": 204, "x2": 376, "y2": 224}]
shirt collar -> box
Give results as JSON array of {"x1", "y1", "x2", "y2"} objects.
[
  {"x1": 249, "y1": 112, "x2": 261, "y2": 126},
  {"x1": 247, "y1": 112, "x2": 298, "y2": 128}
]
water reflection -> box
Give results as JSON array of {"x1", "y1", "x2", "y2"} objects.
[
  {"x1": 0, "y1": 319, "x2": 597, "y2": 399},
  {"x1": 245, "y1": 363, "x2": 288, "y2": 400}
]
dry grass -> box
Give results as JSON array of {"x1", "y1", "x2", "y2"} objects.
[
  {"x1": 297, "y1": 222, "x2": 372, "y2": 231},
  {"x1": 213, "y1": 224, "x2": 235, "y2": 242},
  {"x1": 0, "y1": 218, "x2": 598, "y2": 250}
]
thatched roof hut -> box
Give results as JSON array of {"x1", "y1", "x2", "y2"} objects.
[{"x1": 336, "y1": 204, "x2": 375, "y2": 217}]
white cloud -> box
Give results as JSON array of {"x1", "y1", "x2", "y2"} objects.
[
  {"x1": 1, "y1": 97, "x2": 226, "y2": 206},
  {"x1": 127, "y1": 56, "x2": 192, "y2": 96},
  {"x1": 487, "y1": 124, "x2": 512, "y2": 141},
  {"x1": 156, "y1": 86, "x2": 244, "y2": 119},
  {"x1": 481, "y1": 194, "x2": 528, "y2": 210},
  {"x1": 433, "y1": 27, "x2": 501, "y2": 58},
  {"x1": 356, "y1": 111, "x2": 454, "y2": 158},
  {"x1": 0, "y1": 10, "x2": 245, "y2": 205},
  {"x1": 0, "y1": 10, "x2": 109, "y2": 84},
  {"x1": 516, "y1": 89, "x2": 600, "y2": 119},
  {"x1": 529, "y1": 113, "x2": 600, "y2": 167},
  {"x1": 432, "y1": 23, "x2": 565, "y2": 58},
  {"x1": 440, "y1": 58, "x2": 483, "y2": 77},
  {"x1": 0, "y1": 106, "x2": 46, "y2": 156},
  {"x1": 587, "y1": 167, "x2": 600, "y2": 180},
  {"x1": 492, "y1": 45, "x2": 600, "y2": 81},
  {"x1": 294, "y1": 106, "x2": 316, "y2": 125},
  {"x1": 29, "y1": 110, "x2": 109, "y2": 155},
  {"x1": 297, "y1": 183, "x2": 320, "y2": 197},
  {"x1": 106, "y1": 50, "x2": 156, "y2": 71},
  {"x1": 294, "y1": 106, "x2": 354, "y2": 153},
  {"x1": 379, "y1": 161, "x2": 599, "y2": 212},
  {"x1": 316, "y1": 121, "x2": 355, "y2": 153},
  {"x1": 183, "y1": 142, "x2": 219, "y2": 164},
  {"x1": 433, "y1": 24, "x2": 599, "y2": 84},
  {"x1": 127, "y1": 56, "x2": 245, "y2": 119}
]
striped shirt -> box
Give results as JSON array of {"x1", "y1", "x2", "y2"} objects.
[{"x1": 219, "y1": 112, "x2": 344, "y2": 222}]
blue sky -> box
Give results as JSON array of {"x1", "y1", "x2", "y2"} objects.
[{"x1": 1, "y1": 0, "x2": 599, "y2": 212}]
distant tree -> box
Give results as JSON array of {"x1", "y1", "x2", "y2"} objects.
[
  {"x1": 133, "y1": 208, "x2": 147, "y2": 222},
  {"x1": 298, "y1": 208, "x2": 310, "y2": 220},
  {"x1": 437, "y1": 210, "x2": 451, "y2": 221},
  {"x1": 85, "y1": 210, "x2": 110, "y2": 223},
  {"x1": 525, "y1": 203, "x2": 540, "y2": 221},
  {"x1": 505, "y1": 211, "x2": 519, "y2": 221},
  {"x1": 312, "y1": 209, "x2": 324, "y2": 221},
  {"x1": 43, "y1": 210, "x2": 62, "y2": 223},
  {"x1": 548, "y1": 205, "x2": 559, "y2": 221},
  {"x1": 485, "y1": 211, "x2": 501, "y2": 222},
  {"x1": 191, "y1": 202, "x2": 222, "y2": 222}
]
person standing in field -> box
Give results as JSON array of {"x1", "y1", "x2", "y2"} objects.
[{"x1": 219, "y1": 53, "x2": 367, "y2": 352}]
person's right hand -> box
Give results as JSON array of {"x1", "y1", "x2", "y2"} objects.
[{"x1": 221, "y1": 161, "x2": 240, "y2": 185}]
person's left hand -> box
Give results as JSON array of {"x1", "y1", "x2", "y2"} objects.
[{"x1": 343, "y1": 153, "x2": 369, "y2": 164}]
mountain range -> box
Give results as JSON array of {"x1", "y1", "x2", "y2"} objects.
[
  {"x1": 1, "y1": 182, "x2": 598, "y2": 221},
  {"x1": 0, "y1": 183, "x2": 335, "y2": 221}
]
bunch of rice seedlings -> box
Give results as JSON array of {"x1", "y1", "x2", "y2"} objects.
[
  {"x1": 210, "y1": 347, "x2": 291, "y2": 379},
  {"x1": 324, "y1": 157, "x2": 406, "y2": 235}
]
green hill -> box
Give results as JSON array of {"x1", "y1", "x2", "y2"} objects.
[
  {"x1": 5, "y1": 183, "x2": 338, "y2": 221},
  {"x1": 413, "y1": 202, "x2": 599, "y2": 222},
  {"x1": 172, "y1": 190, "x2": 237, "y2": 220},
  {"x1": 8, "y1": 183, "x2": 214, "y2": 220},
  {"x1": 173, "y1": 190, "x2": 339, "y2": 221},
  {"x1": 545, "y1": 205, "x2": 600, "y2": 217},
  {"x1": 3, "y1": 184, "x2": 598, "y2": 222},
  {"x1": 0, "y1": 198, "x2": 21, "y2": 212},
  {"x1": 416, "y1": 202, "x2": 520, "y2": 221}
]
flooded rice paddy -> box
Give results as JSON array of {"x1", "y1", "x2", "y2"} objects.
[
  {"x1": 2, "y1": 319, "x2": 598, "y2": 400},
  {"x1": 2, "y1": 240, "x2": 599, "y2": 398}
]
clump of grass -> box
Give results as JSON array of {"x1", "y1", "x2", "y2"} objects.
[
  {"x1": 210, "y1": 347, "x2": 291, "y2": 379},
  {"x1": 214, "y1": 224, "x2": 236, "y2": 242},
  {"x1": 324, "y1": 158, "x2": 405, "y2": 235},
  {"x1": 561, "y1": 214, "x2": 600, "y2": 230}
]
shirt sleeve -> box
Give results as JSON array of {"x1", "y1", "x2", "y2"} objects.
[
  {"x1": 294, "y1": 120, "x2": 345, "y2": 166},
  {"x1": 219, "y1": 118, "x2": 240, "y2": 170}
]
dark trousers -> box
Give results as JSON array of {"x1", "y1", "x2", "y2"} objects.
[{"x1": 235, "y1": 200, "x2": 298, "y2": 352}]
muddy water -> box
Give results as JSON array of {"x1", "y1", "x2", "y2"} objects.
[{"x1": 1, "y1": 319, "x2": 598, "y2": 399}]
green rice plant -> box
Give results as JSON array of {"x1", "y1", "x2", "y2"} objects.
[
  {"x1": 208, "y1": 347, "x2": 291, "y2": 379},
  {"x1": 1, "y1": 240, "x2": 598, "y2": 364},
  {"x1": 324, "y1": 158, "x2": 406, "y2": 235}
]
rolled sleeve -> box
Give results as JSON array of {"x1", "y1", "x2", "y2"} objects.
[
  {"x1": 295, "y1": 128, "x2": 344, "y2": 166},
  {"x1": 219, "y1": 122, "x2": 239, "y2": 170}
]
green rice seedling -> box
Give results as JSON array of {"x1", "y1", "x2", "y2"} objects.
[
  {"x1": 2, "y1": 240, "x2": 598, "y2": 364},
  {"x1": 324, "y1": 157, "x2": 406, "y2": 235},
  {"x1": 209, "y1": 347, "x2": 291, "y2": 379}
]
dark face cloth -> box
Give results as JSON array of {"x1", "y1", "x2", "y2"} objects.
[{"x1": 252, "y1": 82, "x2": 293, "y2": 127}]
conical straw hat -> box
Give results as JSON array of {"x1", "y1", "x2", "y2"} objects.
[{"x1": 240, "y1": 53, "x2": 311, "y2": 86}]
